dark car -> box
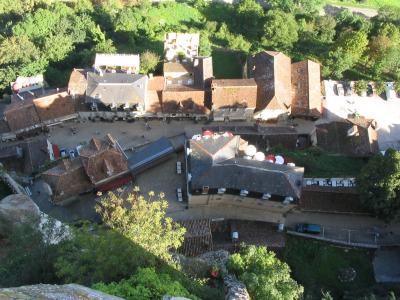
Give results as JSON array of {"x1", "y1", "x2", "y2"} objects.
[{"x1": 295, "y1": 223, "x2": 321, "y2": 234}]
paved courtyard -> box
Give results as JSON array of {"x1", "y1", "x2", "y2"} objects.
[{"x1": 323, "y1": 80, "x2": 400, "y2": 151}]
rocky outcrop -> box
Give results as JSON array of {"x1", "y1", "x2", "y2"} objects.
[
  {"x1": 0, "y1": 284, "x2": 123, "y2": 300},
  {"x1": 197, "y1": 250, "x2": 250, "y2": 300},
  {"x1": 198, "y1": 250, "x2": 230, "y2": 273},
  {"x1": 0, "y1": 194, "x2": 71, "y2": 244},
  {"x1": 223, "y1": 274, "x2": 250, "y2": 300},
  {"x1": 0, "y1": 194, "x2": 40, "y2": 224}
]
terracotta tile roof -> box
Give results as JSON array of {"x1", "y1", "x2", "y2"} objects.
[
  {"x1": 248, "y1": 51, "x2": 292, "y2": 111},
  {"x1": 22, "y1": 137, "x2": 51, "y2": 174},
  {"x1": 211, "y1": 79, "x2": 258, "y2": 109},
  {"x1": 164, "y1": 62, "x2": 194, "y2": 74},
  {"x1": 316, "y1": 118, "x2": 379, "y2": 157},
  {"x1": 162, "y1": 86, "x2": 208, "y2": 114},
  {"x1": 42, "y1": 159, "x2": 92, "y2": 203},
  {"x1": 33, "y1": 91, "x2": 76, "y2": 122},
  {"x1": 68, "y1": 69, "x2": 88, "y2": 97},
  {"x1": 79, "y1": 134, "x2": 129, "y2": 185},
  {"x1": 193, "y1": 57, "x2": 213, "y2": 89},
  {"x1": 4, "y1": 100, "x2": 40, "y2": 132},
  {"x1": 148, "y1": 76, "x2": 165, "y2": 91},
  {"x1": 291, "y1": 60, "x2": 322, "y2": 118},
  {"x1": 146, "y1": 76, "x2": 164, "y2": 113},
  {"x1": 212, "y1": 79, "x2": 257, "y2": 87}
]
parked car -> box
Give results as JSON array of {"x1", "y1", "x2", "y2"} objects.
[
  {"x1": 60, "y1": 148, "x2": 67, "y2": 158},
  {"x1": 295, "y1": 223, "x2": 321, "y2": 234}
]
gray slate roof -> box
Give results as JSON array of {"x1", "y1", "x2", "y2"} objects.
[
  {"x1": 128, "y1": 137, "x2": 174, "y2": 173},
  {"x1": 86, "y1": 72, "x2": 147, "y2": 106},
  {"x1": 189, "y1": 135, "x2": 304, "y2": 199}
]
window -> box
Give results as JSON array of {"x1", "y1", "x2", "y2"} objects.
[{"x1": 202, "y1": 186, "x2": 209, "y2": 194}]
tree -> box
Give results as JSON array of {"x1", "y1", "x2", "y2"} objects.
[
  {"x1": 199, "y1": 31, "x2": 212, "y2": 57},
  {"x1": 140, "y1": 50, "x2": 160, "y2": 74},
  {"x1": 354, "y1": 80, "x2": 368, "y2": 96},
  {"x1": 95, "y1": 189, "x2": 186, "y2": 261},
  {"x1": 228, "y1": 245, "x2": 303, "y2": 300},
  {"x1": 313, "y1": 16, "x2": 337, "y2": 43},
  {"x1": 375, "y1": 81, "x2": 386, "y2": 95},
  {"x1": 262, "y1": 10, "x2": 299, "y2": 51},
  {"x1": 267, "y1": 0, "x2": 324, "y2": 15},
  {"x1": 366, "y1": 24, "x2": 400, "y2": 78},
  {"x1": 325, "y1": 30, "x2": 368, "y2": 78},
  {"x1": 55, "y1": 225, "x2": 157, "y2": 285},
  {"x1": 357, "y1": 149, "x2": 400, "y2": 221},
  {"x1": 93, "y1": 267, "x2": 200, "y2": 300},
  {"x1": 0, "y1": 217, "x2": 65, "y2": 287},
  {"x1": 235, "y1": 0, "x2": 264, "y2": 39}
]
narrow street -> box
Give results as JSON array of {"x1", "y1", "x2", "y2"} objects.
[{"x1": 286, "y1": 210, "x2": 400, "y2": 246}]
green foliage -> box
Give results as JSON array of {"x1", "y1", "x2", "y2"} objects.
[
  {"x1": 357, "y1": 149, "x2": 400, "y2": 221},
  {"x1": 283, "y1": 236, "x2": 375, "y2": 299},
  {"x1": 325, "y1": 30, "x2": 369, "y2": 78},
  {"x1": 140, "y1": 50, "x2": 160, "y2": 74},
  {"x1": 96, "y1": 189, "x2": 186, "y2": 262},
  {"x1": 55, "y1": 226, "x2": 157, "y2": 285},
  {"x1": 313, "y1": 16, "x2": 337, "y2": 43},
  {"x1": 375, "y1": 81, "x2": 386, "y2": 95},
  {"x1": 199, "y1": 31, "x2": 212, "y2": 56},
  {"x1": 354, "y1": 80, "x2": 368, "y2": 95},
  {"x1": 267, "y1": 147, "x2": 366, "y2": 177},
  {"x1": 234, "y1": 0, "x2": 264, "y2": 39},
  {"x1": 268, "y1": 0, "x2": 324, "y2": 14},
  {"x1": 228, "y1": 245, "x2": 304, "y2": 300},
  {"x1": 93, "y1": 267, "x2": 200, "y2": 300},
  {"x1": 0, "y1": 217, "x2": 65, "y2": 287},
  {"x1": 262, "y1": 10, "x2": 299, "y2": 51}
]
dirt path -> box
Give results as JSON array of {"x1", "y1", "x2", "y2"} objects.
[{"x1": 321, "y1": 4, "x2": 378, "y2": 18}]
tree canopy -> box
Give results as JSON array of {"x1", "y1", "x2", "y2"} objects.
[
  {"x1": 95, "y1": 189, "x2": 186, "y2": 261},
  {"x1": 1, "y1": 0, "x2": 400, "y2": 96},
  {"x1": 93, "y1": 267, "x2": 200, "y2": 300},
  {"x1": 55, "y1": 225, "x2": 157, "y2": 285},
  {"x1": 228, "y1": 245, "x2": 304, "y2": 300},
  {"x1": 357, "y1": 149, "x2": 400, "y2": 221}
]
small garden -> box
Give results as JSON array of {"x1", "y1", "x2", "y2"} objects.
[
  {"x1": 283, "y1": 235, "x2": 375, "y2": 298},
  {"x1": 268, "y1": 146, "x2": 367, "y2": 177}
]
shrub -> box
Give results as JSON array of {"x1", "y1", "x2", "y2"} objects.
[{"x1": 228, "y1": 245, "x2": 303, "y2": 300}]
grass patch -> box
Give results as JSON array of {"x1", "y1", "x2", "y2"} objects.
[
  {"x1": 268, "y1": 147, "x2": 367, "y2": 177},
  {"x1": 283, "y1": 235, "x2": 375, "y2": 298},
  {"x1": 326, "y1": 0, "x2": 400, "y2": 9},
  {"x1": 147, "y1": 2, "x2": 202, "y2": 28},
  {"x1": 212, "y1": 49, "x2": 243, "y2": 79}
]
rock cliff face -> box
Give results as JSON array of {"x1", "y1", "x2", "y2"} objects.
[
  {"x1": 0, "y1": 194, "x2": 71, "y2": 244},
  {"x1": 0, "y1": 284, "x2": 124, "y2": 300},
  {"x1": 197, "y1": 250, "x2": 250, "y2": 300}
]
